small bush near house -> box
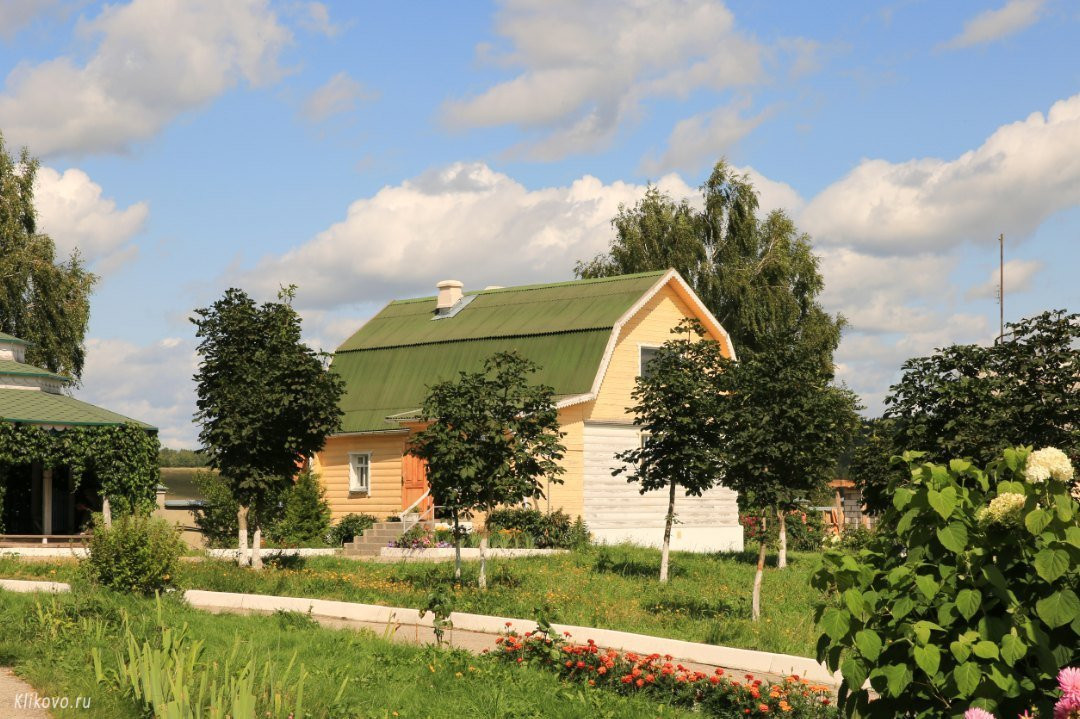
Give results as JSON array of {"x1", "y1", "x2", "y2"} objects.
[
  {"x1": 485, "y1": 508, "x2": 590, "y2": 549},
  {"x1": 325, "y1": 513, "x2": 377, "y2": 546},
  {"x1": 271, "y1": 470, "x2": 331, "y2": 545},
  {"x1": 739, "y1": 509, "x2": 827, "y2": 552},
  {"x1": 85, "y1": 513, "x2": 185, "y2": 594},
  {"x1": 813, "y1": 447, "x2": 1080, "y2": 718}
]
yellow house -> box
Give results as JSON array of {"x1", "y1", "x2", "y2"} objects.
[{"x1": 313, "y1": 270, "x2": 744, "y2": 551}]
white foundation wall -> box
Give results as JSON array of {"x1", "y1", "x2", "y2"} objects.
[{"x1": 582, "y1": 422, "x2": 744, "y2": 553}]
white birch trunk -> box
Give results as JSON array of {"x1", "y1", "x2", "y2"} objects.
[
  {"x1": 659, "y1": 481, "x2": 677, "y2": 583},
  {"x1": 237, "y1": 505, "x2": 250, "y2": 567},
  {"x1": 101, "y1": 496, "x2": 113, "y2": 528},
  {"x1": 777, "y1": 509, "x2": 788, "y2": 570},
  {"x1": 478, "y1": 533, "x2": 488, "y2": 590},
  {"x1": 752, "y1": 513, "x2": 767, "y2": 622},
  {"x1": 251, "y1": 525, "x2": 263, "y2": 571},
  {"x1": 453, "y1": 512, "x2": 462, "y2": 582}
]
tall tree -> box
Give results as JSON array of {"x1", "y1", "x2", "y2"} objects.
[
  {"x1": 576, "y1": 159, "x2": 843, "y2": 370},
  {"x1": 715, "y1": 336, "x2": 859, "y2": 619},
  {"x1": 872, "y1": 309, "x2": 1080, "y2": 513},
  {"x1": 614, "y1": 320, "x2": 726, "y2": 582},
  {"x1": 0, "y1": 134, "x2": 95, "y2": 379},
  {"x1": 408, "y1": 352, "x2": 565, "y2": 588},
  {"x1": 192, "y1": 286, "x2": 344, "y2": 569}
]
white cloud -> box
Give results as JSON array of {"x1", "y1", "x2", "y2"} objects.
[
  {"x1": 33, "y1": 166, "x2": 148, "y2": 271},
  {"x1": 301, "y1": 72, "x2": 373, "y2": 123},
  {"x1": 800, "y1": 92, "x2": 1080, "y2": 254},
  {"x1": 966, "y1": 258, "x2": 1044, "y2": 300},
  {"x1": 0, "y1": 0, "x2": 292, "y2": 157},
  {"x1": 442, "y1": 0, "x2": 765, "y2": 159},
  {"x1": 237, "y1": 161, "x2": 696, "y2": 308},
  {"x1": 80, "y1": 336, "x2": 199, "y2": 448},
  {"x1": 944, "y1": 0, "x2": 1044, "y2": 49},
  {"x1": 296, "y1": 1, "x2": 342, "y2": 37},
  {"x1": 642, "y1": 101, "x2": 766, "y2": 174}
]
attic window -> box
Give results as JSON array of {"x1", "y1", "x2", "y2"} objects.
[
  {"x1": 431, "y1": 293, "x2": 477, "y2": 320},
  {"x1": 639, "y1": 346, "x2": 660, "y2": 378}
]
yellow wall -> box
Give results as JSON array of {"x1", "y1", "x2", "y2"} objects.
[
  {"x1": 314, "y1": 279, "x2": 723, "y2": 521},
  {"x1": 586, "y1": 282, "x2": 725, "y2": 423},
  {"x1": 314, "y1": 433, "x2": 408, "y2": 521}
]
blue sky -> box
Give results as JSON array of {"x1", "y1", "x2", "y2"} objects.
[{"x1": 1, "y1": 0, "x2": 1077, "y2": 446}]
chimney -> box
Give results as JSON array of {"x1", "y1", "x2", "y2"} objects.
[{"x1": 436, "y1": 280, "x2": 463, "y2": 311}]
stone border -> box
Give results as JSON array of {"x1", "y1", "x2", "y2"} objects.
[
  {"x1": 184, "y1": 589, "x2": 840, "y2": 685},
  {"x1": 379, "y1": 547, "x2": 564, "y2": 559},
  {"x1": 0, "y1": 579, "x2": 70, "y2": 593},
  {"x1": 205, "y1": 548, "x2": 341, "y2": 559},
  {"x1": 0, "y1": 548, "x2": 87, "y2": 558}
]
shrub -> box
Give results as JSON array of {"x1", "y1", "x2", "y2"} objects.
[
  {"x1": 812, "y1": 447, "x2": 1080, "y2": 718},
  {"x1": 485, "y1": 508, "x2": 590, "y2": 549},
  {"x1": 272, "y1": 470, "x2": 331, "y2": 545},
  {"x1": 85, "y1": 513, "x2": 184, "y2": 595},
  {"x1": 325, "y1": 513, "x2": 377, "y2": 546},
  {"x1": 738, "y1": 509, "x2": 827, "y2": 551}
]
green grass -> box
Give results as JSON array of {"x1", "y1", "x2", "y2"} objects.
[
  {"x1": 0, "y1": 586, "x2": 694, "y2": 719},
  {"x1": 0, "y1": 545, "x2": 825, "y2": 657}
]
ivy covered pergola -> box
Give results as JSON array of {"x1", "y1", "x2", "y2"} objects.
[{"x1": 0, "y1": 332, "x2": 158, "y2": 537}]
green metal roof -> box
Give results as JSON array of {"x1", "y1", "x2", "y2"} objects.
[
  {"x1": 0, "y1": 332, "x2": 27, "y2": 345},
  {"x1": 332, "y1": 272, "x2": 666, "y2": 432},
  {"x1": 0, "y1": 389, "x2": 155, "y2": 428},
  {"x1": 0, "y1": 358, "x2": 70, "y2": 382}
]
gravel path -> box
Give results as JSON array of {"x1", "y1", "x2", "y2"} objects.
[{"x1": 0, "y1": 668, "x2": 51, "y2": 718}]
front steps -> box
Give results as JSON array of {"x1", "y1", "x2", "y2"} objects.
[{"x1": 344, "y1": 518, "x2": 428, "y2": 557}]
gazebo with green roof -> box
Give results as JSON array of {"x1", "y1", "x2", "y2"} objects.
[{"x1": 0, "y1": 332, "x2": 156, "y2": 538}]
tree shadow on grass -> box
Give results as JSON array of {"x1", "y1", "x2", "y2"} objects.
[
  {"x1": 640, "y1": 595, "x2": 743, "y2": 620},
  {"x1": 591, "y1": 552, "x2": 687, "y2": 579}
]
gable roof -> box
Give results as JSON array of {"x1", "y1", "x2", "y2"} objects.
[
  {"x1": 0, "y1": 389, "x2": 154, "y2": 428},
  {"x1": 0, "y1": 332, "x2": 28, "y2": 345},
  {"x1": 332, "y1": 272, "x2": 672, "y2": 433}
]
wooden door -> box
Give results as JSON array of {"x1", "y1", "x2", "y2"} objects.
[{"x1": 401, "y1": 454, "x2": 431, "y2": 515}]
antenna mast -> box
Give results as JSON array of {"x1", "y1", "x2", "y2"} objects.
[{"x1": 998, "y1": 233, "x2": 1004, "y2": 342}]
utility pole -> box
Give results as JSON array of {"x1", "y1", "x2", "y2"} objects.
[{"x1": 998, "y1": 233, "x2": 1004, "y2": 342}]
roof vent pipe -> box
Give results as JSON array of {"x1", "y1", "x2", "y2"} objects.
[{"x1": 436, "y1": 280, "x2": 464, "y2": 310}]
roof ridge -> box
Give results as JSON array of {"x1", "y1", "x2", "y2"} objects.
[
  {"x1": 336, "y1": 326, "x2": 612, "y2": 354},
  {"x1": 388, "y1": 270, "x2": 668, "y2": 306}
]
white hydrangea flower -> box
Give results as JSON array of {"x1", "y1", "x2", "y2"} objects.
[
  {"x1": 983, "y1": 492, "x2": 1027, "y2": 526},
  {"x1": 1024, "y1": 447, "x2": 1075, "y2": 484}
]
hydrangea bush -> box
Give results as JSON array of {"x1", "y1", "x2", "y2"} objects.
[{"x1": 812, "y1": 447, "x2": 1079, "y2": 718}]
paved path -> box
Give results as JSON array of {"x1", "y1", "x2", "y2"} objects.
[{"x1": 0, "y1": 668, "x2": 51, "y2": 718}]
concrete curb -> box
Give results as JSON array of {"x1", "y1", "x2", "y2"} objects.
[
  {"x1": 379, "y1": 548, "x2": 565, "y2": 559},
  {"x1": 0, "y1": 579, "x2": 71, "y2": 593},
  {"x1": 205, "y1": 548, "x2": 341, "y2": 559},
  {"x1": 183, "y1": 589, "x2": 840, "y2": 685},
  {"x1": 0, "y1": 548, "x2": 87, "y2": 558}
]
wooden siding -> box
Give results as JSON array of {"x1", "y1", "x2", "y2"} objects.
[
  {"x1": 543, "y1": 404, "x2": 585, "y2": 518},
  {"x1": 313, "y1": 433, "x2": 408, "y2": 521},
  {"x1": 582, "y1": 422, "x2": 739, "y2": 530},
  {"x1": 586, "y1": 283, "x2": 725, "y2": 423}
]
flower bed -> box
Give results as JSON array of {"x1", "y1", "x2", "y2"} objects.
[{"x1": 490, "y1": 620, "x2": 836, "y2": 718}]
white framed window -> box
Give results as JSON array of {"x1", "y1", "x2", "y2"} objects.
[
  {"x1": 639, "y1": 345, "x2": 660, "y2": 378},
  {"x1": 348, "y1": 452, "x2": 371, "y2": 494}
]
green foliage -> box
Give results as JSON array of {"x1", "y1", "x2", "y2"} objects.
[
  {"x1": 576, "y1": 159, "x2": 843, "y2": 371},
  {"x1": 740, "y1": 509, "x2": 827, "y2": 552},
  {"x1": 408, "y1": 351, "x2": 566, "y2": 580},
  {"x1": 812, "y1": 448, "x2": 1080, "y2": 718},
  {"x1": 883, "y1": 310, "x2": 1080, "y2": 487},
  {"x1": 484, "y1": 508, "x2": 590, "y2": 549},
  {"x1": 0, "y1": 134, "x2": 96, "y2": 380},
  {"x1": 0, "y1": 421, "x2": 159, "y2": 513},
  {"x1": 190, "y1": 470, "x2": 291, "y2": 548},
  {"x1": 85, "y1": 514, "x2": 185, "y2": 595},
  {"x1": 191, "y1": 286, "x2": 344, "y2": 515},
  {"x1": 271, "y1": 470, "x2": 331, "y2": 545},
  {"x1": 716, "y1": 337, "x2": 860, "y2": 514},
  {"x1": 846, "y1": 418, "x2": 907, "y2": 516},
  {"x1": 419, "y1": 585, "x2": 455, "y2": 646},
  {"x1": 157, "y1": 447, "x2": 207, "y2": 467},
  {"x1": 325, "y1": 513, "x2": 377, "y2": 546}
]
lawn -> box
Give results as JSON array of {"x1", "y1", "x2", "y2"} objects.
[
  {"x1": 0, "y1": 586, "x2": 694, "y2": 719},
  {"x1": 0, "y1": 545, "x2": 826, "y2": 657}
]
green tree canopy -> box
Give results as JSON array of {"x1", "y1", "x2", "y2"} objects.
[
  {"x1": 408, "y1": 351, "x2": 566, "y2": 587},
  {"x1": 576, "y1": 159, "x2": 843, "y2": 370},
  {"x1": 715, "y1": 335, "x2": 859, "y2": 617},
  {"x1": 192, "y1": 286, "x2": 344, "y2": 568},
  {"x1": 615, "y1": 319, "x2": 726, "y2": 582},
  {"x1": 0, "y1": 134, "x2": 96, "y2": 379},
  {"x1": 866, "y1": 310, "x2": 1080, "y2": 513}
]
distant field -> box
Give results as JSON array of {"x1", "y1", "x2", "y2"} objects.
[{"x1": 159, "y1": 467, "x2": 204, "y2": 500}]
